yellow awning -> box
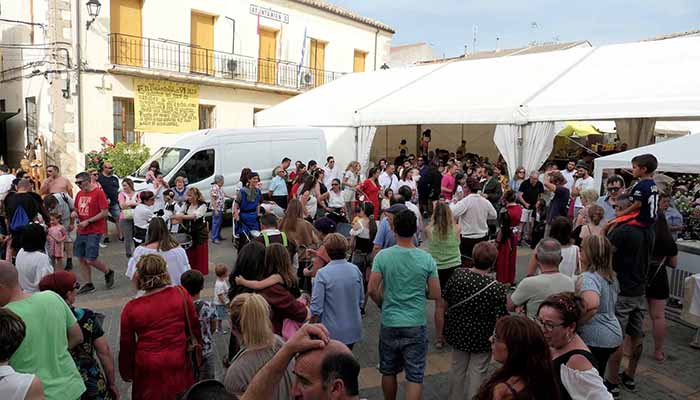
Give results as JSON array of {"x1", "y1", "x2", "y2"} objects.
[{"x1": 557, "y1": 121, "x2": 603, "y2": 137}]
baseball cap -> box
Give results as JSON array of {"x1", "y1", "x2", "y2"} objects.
[
  {"x1": 385, "y1": 204, "x2": 408, "y2": 215},
  {"x1": 575, "y1": 161, "x2": 590, "y2": 171},
  {"x1": 314, "y1": 217, "x2": 337, "y2": 234},
  {"x1": 38, "y1": 271, "x2": 79, "y2": 299}
]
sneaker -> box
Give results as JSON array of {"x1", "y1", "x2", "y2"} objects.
[
  {"x1": 105, "y1": 270, "x2": 115, "y2": 289},
  {"x1": 619, "y1": 372, "x2": 636, "y2": 392},
  {"x1": 212, "y1": 239, "x2": 221, "y2": 244},
  {"x1": 103, "y1": 237, "x2": 110, "y2": 244},
  {"x1": 99, "y1": 242, "x2": 107, "y2": 248},
  {"x1": 605, "y1": 381, "x2": 621, "y2": 400},
  {"x1": 77, "y1": 283, "x2": 96, "y2": 295}
]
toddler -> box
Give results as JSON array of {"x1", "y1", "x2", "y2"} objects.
[
  {"x1": 180, "y1": 270, "x2": 217, "y2": 381},
  {"x1": 213, "y1": 264, "x2": 230, "y2": 334},
  {"x1": 47, "y1": 213, "x2": 67, "y2": 270}
]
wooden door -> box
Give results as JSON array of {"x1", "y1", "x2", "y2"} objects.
[
  {"x1": 110, "y1": 0, "x2": 142, "y2": 66},
  {"x1": 258, "y1": 29, "x2": 277, "y2": 84},
  {"x1": 309, "y1": 39, "x2": 326, "y2": 86},
  {"x1": 191, "y1": 12, "x2": 215, "y2": 75},
  {"x1": 353, "y1": 50, "x2": 366, "y2": 73}
]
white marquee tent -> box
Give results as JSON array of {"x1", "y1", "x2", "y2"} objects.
[
  {"x1": 593, "y1": 133, "x2": 700, "y2": 190},
  {"x1": 256, "y1": 37, "x2": 700, "y2": 174}
]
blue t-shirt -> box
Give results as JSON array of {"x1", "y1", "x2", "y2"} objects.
[
  {"x1": 371, "y1": 246, "x2": 438, "y2": 327},
  {"x1": 630, "y1": 179, "x2": 658, "y2": 226},
  {"x1": 578, "y1": 272, "x2": 623, "y2": 348},
  {"x1": 374, "y1": 218, "x2": 419, "y2": 249}
]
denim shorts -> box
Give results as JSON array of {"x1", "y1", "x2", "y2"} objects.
[
  {"x1": 108, "y1": 203, "x2": 121, "y2": 221},
  {"x1": 379, "y1": 325, "x2": 428, "y2": 383},
  {"x1": 73, "y1": 233, "x2": 102, "y2": 261},
  {"x1": 215, "y1": 304, "x2": 228, "y2": 320}
]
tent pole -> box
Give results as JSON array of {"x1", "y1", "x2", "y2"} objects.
[
  {"x1": 385, "y1": 126, "x2": 389, "y2": 160},
  {"x1": 563, "y1": 136, "x2": 603, "y2": 157}
]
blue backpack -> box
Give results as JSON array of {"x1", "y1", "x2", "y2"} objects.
[{"x1": 10, "y1": 204, "x2": 30, "y2": 231}]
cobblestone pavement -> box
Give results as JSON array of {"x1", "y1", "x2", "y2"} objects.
[{"x1": 75, "y1": 226, "x2": 700, "y2": 399}]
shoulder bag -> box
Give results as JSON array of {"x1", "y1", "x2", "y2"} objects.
[
  {"x1": 446, "y1": 279, "x2": 498, "y2": 314},
  {"x1": 177, "y1": 286, "x2": 203, "y2": 379}
]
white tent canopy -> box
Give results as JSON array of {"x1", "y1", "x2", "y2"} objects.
[
  {"x1": 593, "y1": 133, "x2": 700, "y2": 190},
  {"x1": 256, "y1": 37, "x2": 700, "y2": 171}
]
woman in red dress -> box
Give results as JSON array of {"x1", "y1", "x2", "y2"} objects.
[
  {"x1": 119, "y1": 254, "x2": 202, "y2": 400},
  {"x1": 357, "y1": 167, "x2": 381, "y2": 219},
  {"x1": 496, "y1": 190, "x2": 522, "y2": 285}
]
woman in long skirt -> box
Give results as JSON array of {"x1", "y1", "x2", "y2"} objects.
[{"x1": 172, "y1": 187, "x2": 209, "y2": 275}]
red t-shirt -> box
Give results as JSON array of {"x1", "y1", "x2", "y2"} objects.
[
  {"x1": 441, "y1": 174, "x2": 456, "y2": 200},
  {"x1": 74, "y1": 188, "x2": 108, "y2": 235}
]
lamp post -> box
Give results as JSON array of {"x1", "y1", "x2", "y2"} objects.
[{"x1": 85, "y1": 0, "x2": 101, "y2": 30}]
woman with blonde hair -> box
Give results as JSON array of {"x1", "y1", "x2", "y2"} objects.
[
  {"x1": 280, "y1": 199, "x2": 318, "y2": 283},
  {"x1": 575, "y1": 189, "x2": 600, "y2": 228},
  {"x1": 578, "y1": 235, "x2": 622, "y2": 379},
  {"x1": 578, "y1": 204, "x2": 605, "y2": 242},
  {"x1": 342, "y1": 161, "x2": 361, "y2": 219},
  {"x1": 224, "y1": 293, "x2": 294, "y2": 399},
  {"x1": 426, "y1": 201, "x2": 461, "y2": 349},
  {"x1": 119, "y1": 254, "x2": 202, "y2": 400},
  {"x1": 172, "y1": 187, "x2": 209, "y2": 275}
]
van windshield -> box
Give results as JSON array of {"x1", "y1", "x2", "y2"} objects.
[{"x1": 134, "y1": 147, "x2": 189, "y2": 178}]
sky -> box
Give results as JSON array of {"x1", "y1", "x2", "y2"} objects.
[{"x1": 331, "y1": 0, "x2": 700, "y2": 58}]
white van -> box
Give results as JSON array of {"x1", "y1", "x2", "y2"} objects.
[{"x1": 128, "y1": 127, "x2": 327, "y2": 199}]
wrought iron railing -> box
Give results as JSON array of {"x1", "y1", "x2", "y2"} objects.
[{"x1": 108, "y1": 33, "x2": 345, "y2": 90}]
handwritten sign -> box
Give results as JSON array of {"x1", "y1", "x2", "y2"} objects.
[
  {"x1": 134, "y1": 78, "x2": 199, "y2": 133},
  {"x1": 250, "y1": 4, "x2": 289, "y2": 24}
]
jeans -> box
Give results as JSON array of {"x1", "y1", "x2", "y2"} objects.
[
  {"x1": 211, "y1": 211, "x2": 223, "y2": 241},
  {"x1": 199, "y1": 351, "x2": 217, "y2": 381},
  {"x1": 119, "y1": 219, "x2": 134, "y2": 257}
]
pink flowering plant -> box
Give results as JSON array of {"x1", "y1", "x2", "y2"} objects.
[{"x1": 85, "y1": 137, "x2": 150, "y2": 177}]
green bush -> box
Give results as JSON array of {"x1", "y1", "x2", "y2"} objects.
[{"x1": 85, "y1": 137, "x2": 150, "y2": 177}]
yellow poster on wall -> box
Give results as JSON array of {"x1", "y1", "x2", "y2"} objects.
[{"x1": 134, "y1": 78, "x2": 199, "y2": 133}]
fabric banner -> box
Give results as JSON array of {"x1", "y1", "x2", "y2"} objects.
[{"x1": 134, "y1": 78, "x2": 199, "y2": 133}]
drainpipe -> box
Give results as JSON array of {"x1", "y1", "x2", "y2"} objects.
[
  {"x1": 225, "y1": 17, "x2": 236, "y2": 53},
  {"x1": 75, "y1": 0, "x2": 83, "y2": 152},
  {"x1": 373, "y1": 28, "x2": 379, "y2": 70}
]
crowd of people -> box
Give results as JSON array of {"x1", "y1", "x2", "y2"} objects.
[{"x1": 0, "y1": 140, "x2": 682, "y2": 400}]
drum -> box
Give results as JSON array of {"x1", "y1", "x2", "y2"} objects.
[{"x1": 173, "y1": 233, "x2": 192, "y2": 250}]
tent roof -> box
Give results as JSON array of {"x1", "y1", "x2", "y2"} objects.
[
  {"x1": 256, "y1": 37, "x2": 700, "y2": 128},
  {"x1": 594, "y1": 133, "x2": 700, "y2": 176}
]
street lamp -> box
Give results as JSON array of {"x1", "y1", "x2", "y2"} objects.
[{"x1": 85, "y1": 0, "x2": 101, "y2": 30}]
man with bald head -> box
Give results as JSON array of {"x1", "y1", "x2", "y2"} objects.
[
  {"x1": 241, "y1": 323, "x2": 360, "y2": 400},
  {"x1": 0, "y1": 261, "x2": 86, "y2": 399}
]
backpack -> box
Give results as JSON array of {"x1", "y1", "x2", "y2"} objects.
[{"x1": 10, "y1": 204, "x2": 30, "y2": 231}]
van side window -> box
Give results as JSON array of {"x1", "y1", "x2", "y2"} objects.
[{"x1": 174, "y1": 149, "x2": 215, "y2": 185}]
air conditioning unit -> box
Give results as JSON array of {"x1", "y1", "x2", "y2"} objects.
[
  {"x1": 226, "y1": 59, "x2": 240, "y2": 76},
  {"x1": 301, "y1": 72, "x2": 314, "y2": 87}
]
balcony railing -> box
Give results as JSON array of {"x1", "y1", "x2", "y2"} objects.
[{"x1": 108, "y1": 33, "x2": 345, "y2": 90}]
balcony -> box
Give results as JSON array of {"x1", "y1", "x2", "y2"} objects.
[{"x1": 108, "y1": 33, "x2": 345, "y2": 91}]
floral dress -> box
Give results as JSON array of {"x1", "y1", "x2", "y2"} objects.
[{"x1": 71, "y1": 307, "x2": 111, "y2": 400}]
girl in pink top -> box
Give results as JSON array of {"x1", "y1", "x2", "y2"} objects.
[{"x1": 47, "y1": 213, "x2": 68, "y2": 269}]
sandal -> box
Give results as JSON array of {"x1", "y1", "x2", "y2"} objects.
[
  {"x1": 653, "y1": 350, "x2": 665, "y2": 362},
  {"x1": 435, "y1": 338, "x2": 444, "y2": 349}
]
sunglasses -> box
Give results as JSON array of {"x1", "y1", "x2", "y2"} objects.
[
  {"x1": 91, "y1": 173, "x2": 98, "y2": 176},
  {"x1": 607, "y1": 187, "x2": 621, "y2": 192},
  {"x1": 105, "y1": 166, "x2": 113, "y2": 170},
  {"x1": 75, "y1": 180, "x2": 84, "y2": 185}
]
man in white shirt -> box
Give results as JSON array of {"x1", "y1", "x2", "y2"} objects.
[
  {"x1": 322, "y1": 156, "x2": 340, "y2": 188},
  {"x1": 449, "y1": 178, "x2": 497, "y2": 259},
  {"x1": 0, "y1": 164, "x2": 16, "y2": 201},
  {"x1": 398, "y1": 186, "x2": 423, "y2": 243},
  {"x1": 572, "y1": 161, "x2": 595, "y2": 216},
  {"x1": 561, "y1": 160, "x2": 576, "y2": 192},
  {"x1": 378, "y1": 164, "x2": 399, "y2": 193}
]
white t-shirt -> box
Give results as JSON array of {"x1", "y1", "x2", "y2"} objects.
[
  {"x1": 134, "y1": 203, "x2": 154, "y2": 230},
  {"x1": 126, "y1": 246, "x2": 191, "y2": 285},
  {"x1": 0, "y1": 174, "x2": 16, "y2": 200},
  {"x1": 574, "y1": 176, "x2": 595, "y2": 208},
  {"x1": 0, "y1": 365, "x2": 35, "y2": 400},
  {"x1": 562, "y1": 169, "x2": 576, "y2": 192},
  {"x1": 214, "y1": 279, "x2": 230, "y2": 305},
  {"x1": 16, "y1": 249, "x2": 54, "y2": 293},
  {"x1": 511, "y1": 273, "x2": 575, "y2": 319},
  {"x1": 378, "y1": 172, "x2": 399, "y2": 193}
]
